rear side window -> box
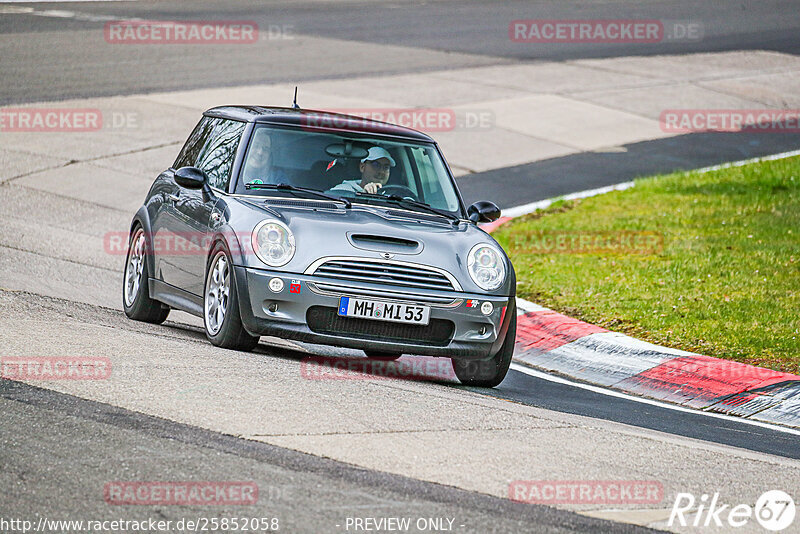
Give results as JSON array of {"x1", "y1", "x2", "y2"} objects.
[
  {"x1": 194, "y1": 118, "x2": 246, "y2": 190},
  {"x1": 173, "y1": 116, "x2": 214, "y2": 169}
]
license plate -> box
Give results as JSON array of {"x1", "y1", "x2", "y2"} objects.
[{"x1": 338, "y1": 297, "x2": 430, "y2": 325}]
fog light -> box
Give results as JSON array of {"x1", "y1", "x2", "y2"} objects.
[
  {"x1": 268, "y1": 303, "x2": 279, "y2": 313},
  {"x1": 269, "y1": 277, "x2": 284, "y2": 292},
  {"x1": 481, "y1": 302, "x2": 493, "y2": 315},
  {"x1": 479, "y1": 326, "x2": 487, "y2": 335}
]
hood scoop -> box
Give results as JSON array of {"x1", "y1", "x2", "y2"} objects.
[{"x1": 348, "y1": 233, "x2": 422, "y2": 255}]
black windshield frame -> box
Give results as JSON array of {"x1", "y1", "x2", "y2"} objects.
[{"x1": 230, "y1": 122, "x2": 468, "y2": 219}]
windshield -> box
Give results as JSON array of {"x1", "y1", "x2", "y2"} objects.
[{"x1": 234, "y1": 125, "x2": 463, "y2": 216}]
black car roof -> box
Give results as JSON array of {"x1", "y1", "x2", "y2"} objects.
[{"x1": 204, "y1": 106, "x2": 435, "y2": 142}]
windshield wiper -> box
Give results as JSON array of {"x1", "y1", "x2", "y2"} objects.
[
  {"x1": 354, "y1": 192, "x2": 460, "y2": 225},
  {"x1": 244, "y1": 182, "x2": 351, "y2": 208}
]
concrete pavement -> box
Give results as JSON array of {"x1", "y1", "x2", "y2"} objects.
[
  {"x1": 3, "y1": 0, "x2": 800, "y2": 107},
  {"x1": 4, "y1": 380, "x2": 630, "y2": 534},
  {"x1": 2, "y1": 50, "x2": 800, "y2": 308},
  {"x1": 2, "y1": 49, "x2": 800, "y2": 532},
  {"x1": 1, "y1": 289, "x2": 798, "y2": 533},
  {"x1": 3, "y1": 49, "x2": 800, "y2": 181}
]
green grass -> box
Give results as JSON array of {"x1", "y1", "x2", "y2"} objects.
[{"x1": 493, "y1": 156, "x2": 800, "y2": 373}]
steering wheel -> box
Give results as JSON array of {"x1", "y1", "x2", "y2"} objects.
[{"x1": 378, "y1": 185, "x2": 418, "y2": 201}]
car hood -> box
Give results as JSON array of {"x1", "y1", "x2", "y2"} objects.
[{"x1": 230, "y1": 198, "x2": 513, "y2": 295}]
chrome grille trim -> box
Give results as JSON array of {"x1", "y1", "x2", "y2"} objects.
[
  {"x1": 306, "y1": 282, "x2": 462, "y2": 307},
  {"x1": 305, "y1": 256, "x2": 462, "y2": 292}
]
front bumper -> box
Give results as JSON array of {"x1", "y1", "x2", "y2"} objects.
[{"x1": 234, "y1": 266, "x2": 513, "y2": 359}]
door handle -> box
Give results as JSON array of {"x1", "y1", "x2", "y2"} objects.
[{"x1": 168, "y1": 194, "x2": 180, "y2": 203}]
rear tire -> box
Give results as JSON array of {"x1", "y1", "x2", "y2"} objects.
[
  {"x1": 204, "y1": 244, "x2": 259, "y2": 352},
  {"x1": 452, "y1": 307, "x2": 516, "y2": 387},
  {"x1": 364, "y1": 350, "x2": 402, "y2": 361},
  {"x1": 122, "y1": 226, "x2": 169, "y2": 324}
]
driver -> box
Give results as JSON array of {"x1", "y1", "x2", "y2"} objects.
[{"x1": 327, "y1": 146, "x2": 395, "y2": 194}]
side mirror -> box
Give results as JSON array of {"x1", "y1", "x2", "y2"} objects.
[
  {"x1": 467, "y1": 200, "x2": 501, "y2": 223},
  {"x1": 174, "y1": 166, "x2": 207, "y2": 189}
]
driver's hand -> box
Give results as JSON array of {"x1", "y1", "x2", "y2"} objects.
[{"x1": 363, "y1": 182, "x2": 382, "y2": 194}]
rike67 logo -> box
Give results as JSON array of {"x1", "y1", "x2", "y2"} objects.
[{"x1": 669, "y1": 490, "x2": 795, "y2": 531}]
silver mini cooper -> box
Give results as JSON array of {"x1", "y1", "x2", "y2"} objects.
[{"x1": 123, "y1": 106, "x2": 516, "y2": 387}]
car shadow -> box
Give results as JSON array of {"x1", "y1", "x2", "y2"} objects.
[
  {"x1": 157, "y1": 318, "x2": 461, "y2": 386},
  {"x1": 247, "y1": 337, "x2": 460, "y2": 386}
]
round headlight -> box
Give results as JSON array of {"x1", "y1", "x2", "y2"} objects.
[
  {"x1": 252, "y1": 220, "x2": 295, "y2": 267},
  {"x1": 468, "y1": 244, "x2": 506, "y2": 291}
]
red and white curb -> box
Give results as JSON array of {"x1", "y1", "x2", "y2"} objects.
[
  {"x1": 486, "y1": 150, "x2": 800, "y2": 429},
  {"x1": 511, "y1": 298, "x2": 800, "y2": 429}
]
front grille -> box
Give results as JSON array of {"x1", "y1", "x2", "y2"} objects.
[
  {"x1": 308, "y1": 282, "x2": 459, "y2": 305},
  {"x1": 309, "y1": 258, "x2": 457, "y2": 292},
  {"x1": 306, "y1": 306, "x2": 454, "y2": 346}
]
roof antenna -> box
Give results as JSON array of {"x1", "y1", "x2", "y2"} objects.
[{"x1": 291, "y1": 86, "x2": 300, "y2": 109}]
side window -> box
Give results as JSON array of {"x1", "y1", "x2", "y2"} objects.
[
  {"x1": 173, "y1": 116, "x2": 214, "y2": 169},
  {"x1": 195, "y1": 119, "x2": 246, "y2": 190}
]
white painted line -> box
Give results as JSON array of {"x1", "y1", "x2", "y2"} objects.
[
  {"x1": 514, "y1": 296, "x2": 548, "y2": 314},
  {"x1": 0, "y1": 6, "x2": 34, "y2": 13},
  {"x1": 33, "y1": 10, "x2": 76, "y2": 18},
  {"x1": 501, "y1": 148, "x2": 800, "y2": 220},
  {"x1": 509, "y1": 363, "x2": 800, "y2": 436},
  {"x1": 503, "y1": 182, "x2": 635, "y2": 219},
  {"x1": 0, "y1": 4, "x2": 139, "y2": 22},
  {"x1": 501, "y1": 147, "x2": 800, "y2": 432},
  {"x1": 693, "y1": 148, "x2": 800, "y2": 174},
  {"x1": 3, "y1": 1, "x2": 133, "y2": 3}
]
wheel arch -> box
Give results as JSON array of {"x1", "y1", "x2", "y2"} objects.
[
  {"x1": 209, "y1": 223, "x2": 249, "y2": 267},
  {"x1": 130, "y1": 207, "x2": 155, "y2": 279}
]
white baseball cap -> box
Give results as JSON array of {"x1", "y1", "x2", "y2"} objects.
[{"x1": 361, "y1": 146, "x2": 396, "y2": 167}]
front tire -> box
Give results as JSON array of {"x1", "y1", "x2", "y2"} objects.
[
  {"x1": 204, "y1": 244, "x2": 259, "y2": 351},
  {"x1": 122, "y1": 226, "x2": 169, "y2": 324},
  {"x1": 452, "y1": 307, "x2": 516, "y2": 387}
]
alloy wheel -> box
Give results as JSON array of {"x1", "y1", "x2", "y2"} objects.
[
  {"x1": 124, "y1": 229, "x2": 145, "y2": 307},
  {"x1": 205, "y1": 252, "x2": 231, "y2": 335}
]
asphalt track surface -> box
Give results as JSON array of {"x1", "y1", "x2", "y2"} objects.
[
  {"x1": 2, "y1": 2, "x2": 800, "y2": 532},
  {"x1": 3, "y1": 1, "x2": 800, "y2": 207},
  {"x1": 2, "y1": 0, "x2": 800, "y2": 105},
  {"x1": 483, "y1": 368, "x2": 800, "y2": 461},
  {"x1": 457, "y1": 132, "x2": 800, "y2": 208},
  {"x1": 1, "y1": 379, "x2": 644, "y2": 534}
]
